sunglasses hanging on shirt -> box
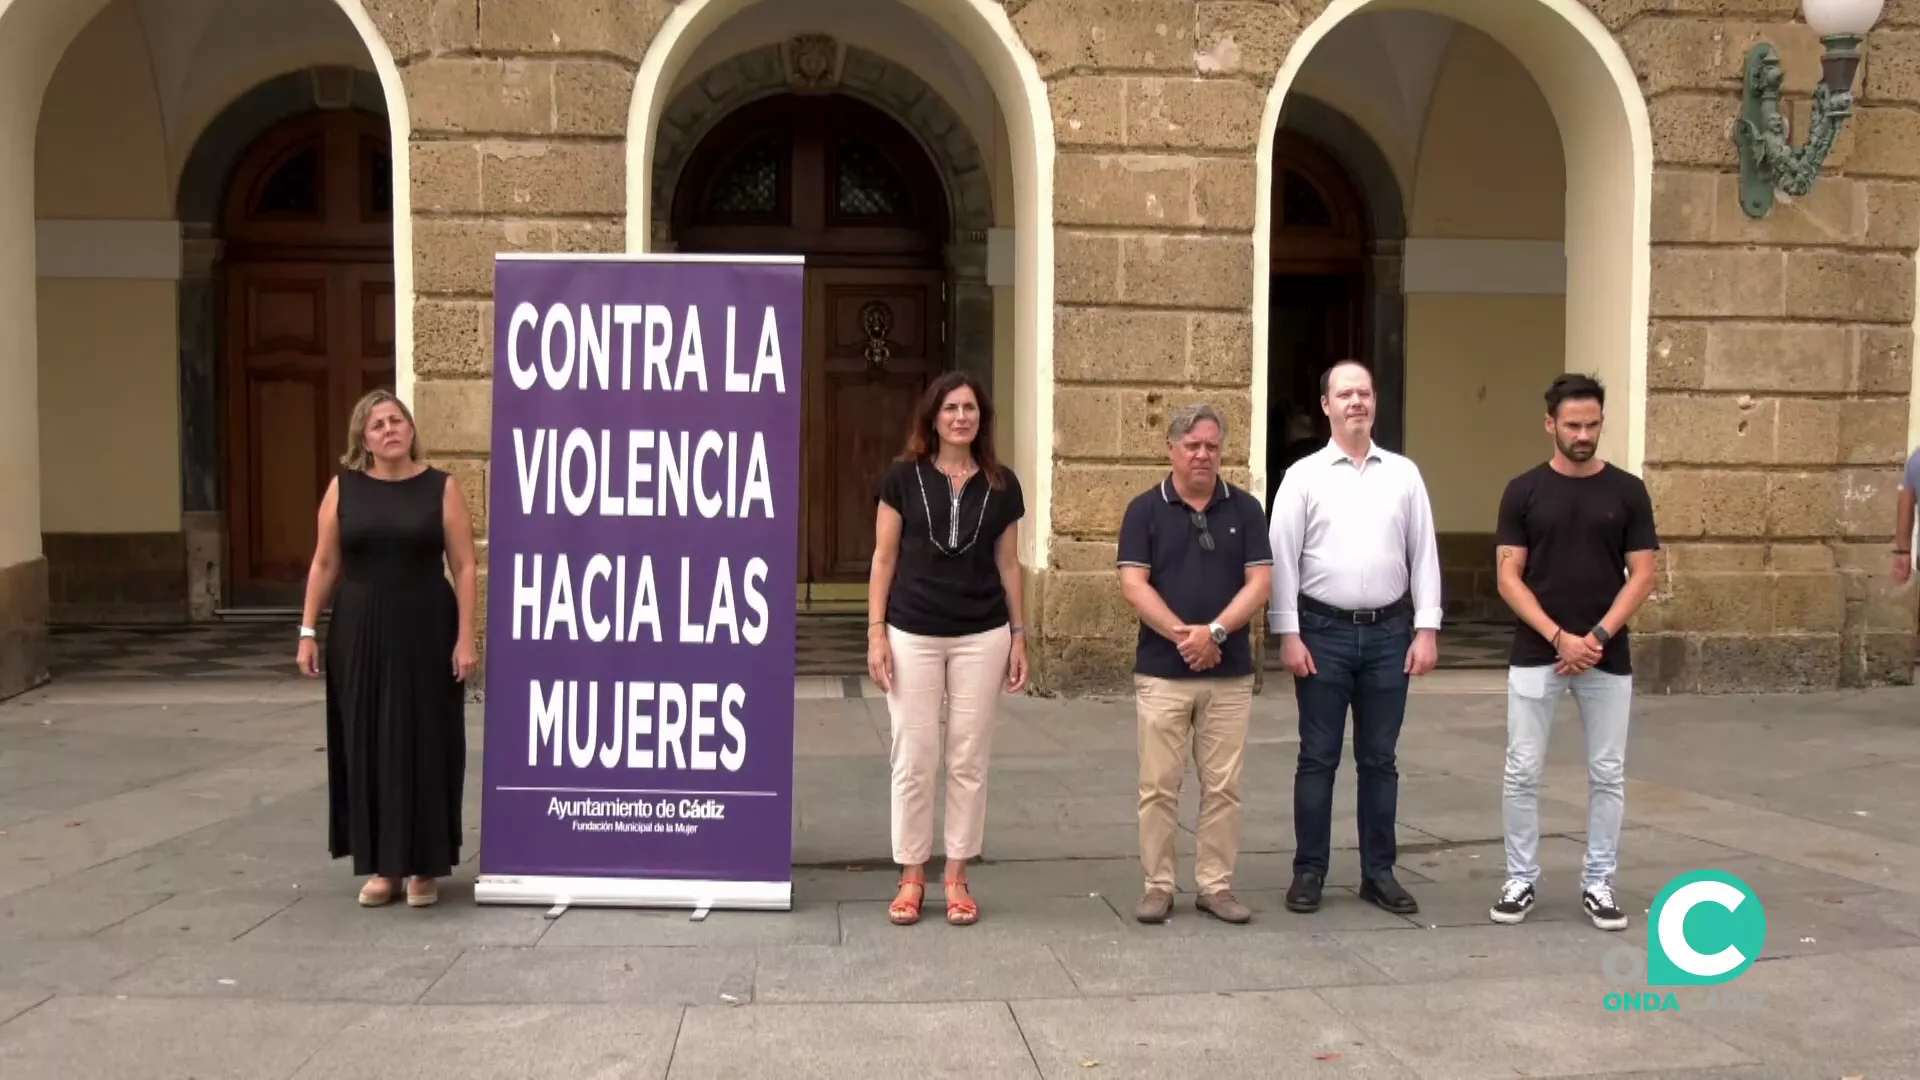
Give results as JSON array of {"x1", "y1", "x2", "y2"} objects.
[{"x1": 1190, "y1": 510, "x2": 1216, "y2": 552}]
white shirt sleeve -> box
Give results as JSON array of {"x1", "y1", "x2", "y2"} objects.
[
  {"x1": 1267, "y1": 471, "x2": 1306, "y2": 635},
  {"x1": 1404, "y1": 464, "x2": 1444, "y2": 631}
]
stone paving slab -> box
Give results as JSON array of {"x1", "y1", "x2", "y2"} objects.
[
  {"x1": 0, "y1": 996, "x2": 372, "y2": 1079},
  {"x1": 1600, "y1": 1059, "x2": 1920, "y2": 1080},
  {"x1": 1667, "y1": 951, "x2": 1920, "y2": 1061},
  {"x1": 0, "y1": 937, "x2": 173, "y2": 995},
  {"x1": 421, "y1": 945, "x2": 756, "y2": 1006},
  {"x1": 753, "y1": 939, "x2": 1081, "y2": 1003},
  {"x1": 96, "y1": 886, "x2": 304, "y2": 943},
  {"x1": 669, "y1": 1001, "x2": 1039, "y2": 1079},
  {"x1": 1011, "y1": 990, "x2": 1407, "y2": 1077},
  {"x1": 536, "y1": 898, "x2": 843, "y2": 948},
  {"x1": 289, "y1": 1004, "x2": 683, "y2": 1079},
  {"x1": 1314, "y1": 973, "x2": 1759, "y2": 1078},
  {"x1": 108, "y1": 941, "x2": 460, "y2": 1003},
  {"x1": 1048, "y1": 931, "x2": 1394, "y2": 996},
  {"x1": 1328, "y1": 919, "x2": 1649, "y2": 984},
  {"x1": 2, "y1": 677, "x2": 1919, "y2": 1076},
  {"x1": 0, "y1": 993, "x2": 45, "y2": 1027}
]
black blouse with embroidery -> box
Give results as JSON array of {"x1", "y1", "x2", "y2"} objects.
[{"x1": 876, "y1": 458, "x2": 1026, "y2": 637}]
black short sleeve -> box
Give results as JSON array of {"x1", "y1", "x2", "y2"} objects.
[
  {"x1": 1495, "y1": 474, "x2": 1530, "y2": 548},
  {"x1": 1000, "y1": 469, "x2": 1026, "y2": 525},
  {"x1": 1117, "y1": 493, "x2": 1154, "y2": 568},
  {"x1": 878, "y1": 462, "x2": 906, "y2": 511},
  {"x1": 1623, "y1": 475, "x2": 1660, "y2": 553},
  {"x1": 1238, "y1": 489, "x2": 1274, "y2": 566}
]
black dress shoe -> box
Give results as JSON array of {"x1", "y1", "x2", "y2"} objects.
[
  {"x1": 1359, "y1": 874, "x2": 1419, "y2": 915},
  {"x1": 1285, "y1": 871, "x2": 1324, "y2": 913}
]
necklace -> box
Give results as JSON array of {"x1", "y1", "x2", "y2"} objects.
[{"x1": 914, "y1": 459, "x2": 990, "y2": 555}]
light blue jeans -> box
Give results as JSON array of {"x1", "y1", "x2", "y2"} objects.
[{"x1": 1502, "y1": 664, "x2": 1633, "y2": 889}]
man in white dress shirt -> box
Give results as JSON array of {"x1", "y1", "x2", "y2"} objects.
[{"x1": 1267, "y1": 359, "x2": 1443, "y2": 916}]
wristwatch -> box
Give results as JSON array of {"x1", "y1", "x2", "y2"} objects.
[
  {"x1": 1208, "y1": 622, "x2": 1227, "y2": 644},
  {"x1": 1590, "y1": 625, "x2": 1611, "y2": 646}
]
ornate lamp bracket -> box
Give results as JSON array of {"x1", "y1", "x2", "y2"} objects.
[{"x1": 1733, "y1": 38, "x2": 1860, "y2": 218}]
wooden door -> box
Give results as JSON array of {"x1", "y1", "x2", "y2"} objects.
[
  {"x1": 223, "y1": 263, "x2": 394, "y2": 606},
  {"x1": 805, "y1": 267, "x2": 946, "y2": 583},
  {"x1": 670, "y1": 93, "x2": 954, "y2": 590},
  {"x1": 219, "y1": 109, "x2": 394, "y2": 607}
]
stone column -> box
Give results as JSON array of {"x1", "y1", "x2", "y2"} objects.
[
  {"x1": 1365, "y1": 240, "x2": 1406, "y2": 454},
  {"x1": 404, "y1": 20, "x2": 635, "y2": 699},
  {"x1": 178, "y1": 225, "x2": 225, "y2": 621}
]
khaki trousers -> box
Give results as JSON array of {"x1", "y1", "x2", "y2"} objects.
[
  {"x1": 1135, "y1": 673, "x2": 1254, "y2": 894},
  {"x1": 885, "y1": 625, "x2": 1012, "y2": 865}
]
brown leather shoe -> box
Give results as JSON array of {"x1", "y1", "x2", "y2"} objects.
[
  {"x1": 1197, "y1": 889, "x2": 1253, "y2": 924},
  {"x1": 1135, "y1": 887, "x2": 1174, "y2": 923}
]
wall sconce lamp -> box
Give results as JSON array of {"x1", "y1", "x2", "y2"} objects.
[{"x1": 1734, "y1": 0, "x2": 1884, "y2": 218}]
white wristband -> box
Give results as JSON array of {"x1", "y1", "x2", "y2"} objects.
[{"x1": 299, "y1": 626, "x2": 316, "y2": 639}]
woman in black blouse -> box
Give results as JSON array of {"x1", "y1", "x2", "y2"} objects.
[{"x1": 868, "y1": 371, "x2": 1028, "y2": 926}]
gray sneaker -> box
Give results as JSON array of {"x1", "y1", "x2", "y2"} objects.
[{"x1": 1135, "y1": 887, "x2": 1173, "y2": 923}]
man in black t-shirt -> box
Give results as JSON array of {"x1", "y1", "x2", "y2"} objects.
[{"x1": 1489, "y1": 374, "x2": 1658, "y2": 933}]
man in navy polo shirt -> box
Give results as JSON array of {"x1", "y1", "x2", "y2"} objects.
[{"x1": 1117, "y1": 404, "x2": 1274, "y2": 924}]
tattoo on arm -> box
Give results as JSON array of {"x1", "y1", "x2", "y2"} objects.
[{"x1": 1497, "y1": 546, "x2": 1517, "y2": 567}]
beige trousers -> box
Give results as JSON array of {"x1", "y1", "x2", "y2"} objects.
[
  {"x1": 1135, "y1": 673, "x2": 1255, "y2": 894},
  {"x1": 885, "y1": 625, "x2": 1012, "y2": 866}
]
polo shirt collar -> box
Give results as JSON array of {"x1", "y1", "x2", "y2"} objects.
[
  {"x1": 1160, "y1": 474, "x2": 1228, "y2": 508},
  {"x1": 1318, "y1": 439, "x2": 1383, "y2": 467}
]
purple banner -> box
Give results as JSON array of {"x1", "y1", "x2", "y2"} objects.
[{"x1": 478, "y1": 254, "x2": 802, "y2": 899}]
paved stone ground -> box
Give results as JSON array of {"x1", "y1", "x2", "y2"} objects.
[{"x1": 2, "y1": 671, "x2": 1919, "y2": 1078}]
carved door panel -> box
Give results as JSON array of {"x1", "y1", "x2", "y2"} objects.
[
  {"x1": 223, "y1": 263, "x2": 393, "y2": 607},
  {"x1": 803, "y1": 267, "x2": 948, "y2": 584},
  {"x1": 340, "y1": 263, "x2": 396, "y2": 419},
  {"x1": 219, "y1": 108, "x2": 395, "y2": 609},
  {"x1": 223, "y1": 264, "x2": 335, "y2": 607}
]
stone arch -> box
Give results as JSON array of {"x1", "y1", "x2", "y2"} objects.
[
  {"x1": 628, "y1": 0, "x2": 1055, "y2": 580},
  {"x1": 176, "y1": 67, "x2": 389, "y2": 222},
  {"x1": 1274, "y1": 94, "x2": 1408, "y2": 454},
  {"x1": 1252, "y1": 0, "x2": 1653, "y2": 503},
  {"x1": 0, "y1": 0, "x2": 413, "y2": 697},
  {"x1": 647, "y1": 35, "x2": 1002, "y2": 423},
  {"x1": 169, "y1": 68, "x2": 392, "y2": 617},
  {"x1": 1279, "y1": 95, "x2": 1405, "y2": 241},
  {"x1": 649, "y1": 40, "x2": 993, "y2": 251}
]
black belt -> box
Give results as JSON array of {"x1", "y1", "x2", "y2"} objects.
[{"x1": 1299, "y1": 593, "x2": 1411, "y2": 625}]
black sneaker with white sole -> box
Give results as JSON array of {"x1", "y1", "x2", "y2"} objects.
[
  {"x1": 1489, "y1": 879, "x2": 1536, "y2": 924},
  {"x1": 1583, "y1": 883, "x2": 1629, "y2": 931}
]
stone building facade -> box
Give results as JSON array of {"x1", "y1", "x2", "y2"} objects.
[{"x1": 0, "y1": 0, "x2": 1916, "y2": 701}]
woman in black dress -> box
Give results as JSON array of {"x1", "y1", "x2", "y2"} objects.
[{"x1": 296, "y1": 389, "x2": 480, "y2": 908}]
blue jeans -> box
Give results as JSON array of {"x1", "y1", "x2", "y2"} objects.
[
  {"x1": 1502, "y1": 664, "x2": 1633, "y2": 889},
  {"x1": 1290, "y1": 610, "x2": 1412, "y2": 880}
]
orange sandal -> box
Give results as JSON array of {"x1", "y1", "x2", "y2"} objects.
[
  {"x1": 945, "y1": 879, "x2": 979, "y2": 926},
  {"x1": 889, "y1": 874, "x2": 925, "y2": 925}
]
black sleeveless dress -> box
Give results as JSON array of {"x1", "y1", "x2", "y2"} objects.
[{"x1": 324, "y1": 466, "x2": 466, "y2": 880}]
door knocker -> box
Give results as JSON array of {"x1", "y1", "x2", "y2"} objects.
[{"x1": 859, "y1": 300, "x2": 894, "y2": 369}]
